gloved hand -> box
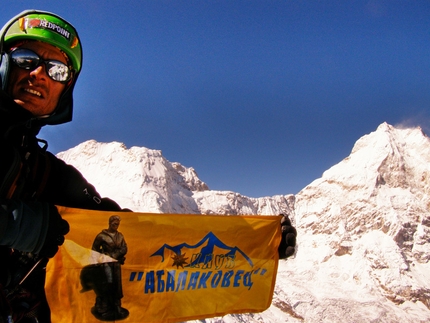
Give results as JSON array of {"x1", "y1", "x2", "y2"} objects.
[
  {"x1": 278, "y1": 214, "x2": 297, "y2": 259},
  {"x1": 38, "y1": 205, "x2": 70, "y2": 258}
]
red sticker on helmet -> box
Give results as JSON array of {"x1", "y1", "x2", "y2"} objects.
[{"x1": 20, "y1": 17, "x2": 71, "y2": 41}]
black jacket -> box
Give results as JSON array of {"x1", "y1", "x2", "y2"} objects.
[
  {"x1": 0, "y1": 89, "x2": 124, "y2": 322},
  {"x1": 0, "y1": 90, "x2": 122, "y2": 253}
]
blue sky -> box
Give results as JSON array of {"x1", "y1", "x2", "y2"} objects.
[{"x1": 3, "y1": 1, "x2": 430, "y2": 197}]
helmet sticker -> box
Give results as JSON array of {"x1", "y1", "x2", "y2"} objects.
[
  {"x1": 70, "y1": 36, "x2": 79, "y2": 49},
  {"x1": 19, "y1": 17, "x2": 71, "y2": 40}
]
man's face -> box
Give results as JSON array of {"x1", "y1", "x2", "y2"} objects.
[
  {"x1": 109, "y1": 220, "x2": 120, "y2": 232},
  {"x1": 7, "y1": 41, "x2": 68, "y2": 116}
]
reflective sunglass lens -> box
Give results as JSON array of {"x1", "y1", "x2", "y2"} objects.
[
  {"x1": 47, "y1": 61, "x2": 70, "y2": 82},
  {"x1": 11, "y1": 49, "x2": 39, "y2": 69},
  {"x1": 10, "y1": 48, "x2": 71, "y2": 82}
]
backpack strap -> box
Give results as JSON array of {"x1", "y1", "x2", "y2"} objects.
[
  {"x1": 31, "y1": 150, "x2": 51, "y2": 199},
  {"x1": 0, "y1": 143, "x2": 23, "y2": 199},
  {"x1": 0, "y1": 139, "x2": 52, "y2": 200}
]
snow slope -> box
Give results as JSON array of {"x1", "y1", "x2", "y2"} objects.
[{"x1": 57, "y1": 122, "x2": 430, "y2": 322}]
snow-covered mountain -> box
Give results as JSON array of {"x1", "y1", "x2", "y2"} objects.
[
  {"x1": 57, "y1": 122, "x2": 430, "y2": 322},
  {"x1": 56, "y1": 140, "x2": 295, "y2": 216}
]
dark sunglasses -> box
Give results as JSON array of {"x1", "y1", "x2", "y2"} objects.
[{"x1": 10, "y1": 48, "x2": 72, "y2": 83}]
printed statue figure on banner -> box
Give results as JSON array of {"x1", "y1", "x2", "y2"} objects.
[{"x1": 80, "y1": 215, "x2": 129, "y2": 321}]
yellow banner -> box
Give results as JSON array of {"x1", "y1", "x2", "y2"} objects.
[{"x1": 46, "y1": 207, "x2": 281, "y2": 323}]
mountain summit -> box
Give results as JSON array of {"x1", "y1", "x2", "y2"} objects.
[
  {"x1": 296, "y1": 122, "x2": 430, "y2": 261},
  {"x1": 289, "y1": 122, "x2": 430, "y2": 322},
  {"x1": 57, "y1": 122, "x2": 430, "y2": 322},
  {"x1": 57, "y1": 140, "x2": 295, "y2": 216}
]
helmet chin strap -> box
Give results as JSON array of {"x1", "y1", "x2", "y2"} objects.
[{"x1": 0, "y1": 52, "x2": 9, "y2": 91}]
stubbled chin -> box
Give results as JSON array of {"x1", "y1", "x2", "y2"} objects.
[
  {"x1": 14, "y1": 98, "x2": 26, "y2": 107},
  {"x1": 14, "y1": 98, "x2": 42, "y2": 116}
]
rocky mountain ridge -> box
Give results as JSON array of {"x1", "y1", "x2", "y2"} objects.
[{"x1": 57, "y1": 140, "x2": 295, "y2": 216}]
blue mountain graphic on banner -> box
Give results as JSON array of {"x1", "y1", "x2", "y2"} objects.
[{"x1": 151, "y1": 231, "x2": 253, "y2": 267}]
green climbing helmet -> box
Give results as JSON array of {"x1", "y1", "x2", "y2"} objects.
[
  {"x1": 0, "y1": 10, "x2": 83, "y2": 125},
  {"x1": 3, "y1": 10, "x2": 82, "y2": 73}
]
